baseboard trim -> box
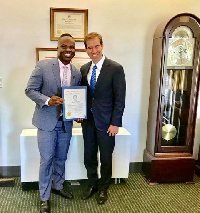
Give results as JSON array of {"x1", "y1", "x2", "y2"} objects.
[
  {"x1": 0, "y1": 162, "x2": 143, "y2": 178},
  {"x1": 0, "y1": 166, "x2": 20, "y2": 177},
  {"x1": 0, "y1": 163, "x2": 142, "y2": 190},
  {"x1": 21, "y1": 182, "x2": 39, "y2": 191},
  {"x1": 129, "y1": 162, "x2": 143, "y2": 173}
]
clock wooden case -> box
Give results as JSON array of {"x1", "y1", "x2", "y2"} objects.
[{"x1": 143, "y1": 13, "x2": 200, "y2": 184}]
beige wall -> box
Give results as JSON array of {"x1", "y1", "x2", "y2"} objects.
[{"x1": 1, "y1": 0, "x2": 200, "y2": 166}]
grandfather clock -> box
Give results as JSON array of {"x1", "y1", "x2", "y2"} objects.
[{"x1": 143, "y1": 13, "x2": 200, "y2": 184}]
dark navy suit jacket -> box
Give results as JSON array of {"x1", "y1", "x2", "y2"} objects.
[{"x1": 80, "y1": 57, "x2": 126, "y2": 131}]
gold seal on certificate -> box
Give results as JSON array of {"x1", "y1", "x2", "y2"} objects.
[
  {"x1": 67, "y1": 112, "x2": 72, "y2": 117},
  {"x1": 57, "y1": 29, "x2": 62, "y2": 34},
  {"x1": 62, "y1": 86, "x2": 87, "y2": 121}
]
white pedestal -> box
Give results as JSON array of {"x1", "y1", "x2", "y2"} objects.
[{"x1": 20, "y1": 128, "x2": 131, "y2": 182}]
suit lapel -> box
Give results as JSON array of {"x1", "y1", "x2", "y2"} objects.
[
  {"x1": 84, "y1": 62, "x2": 92, "y2": 86},
  {"x1": 52, "y1": 60, "x2": 78, "y2": 87},
  {"x1": 95, "y1": 58, "x2": 110, "y2": 91},
  {"x1": 70, "y1": 64, "x2": 76, "y2": 86},
  {"x1": 52, "y1": 58, "x2": 61, "y2": 88}
]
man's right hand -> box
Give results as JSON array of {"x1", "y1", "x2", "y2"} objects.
[{"x1": 48, "y1": 96, "x2": 64, "y2": 106}]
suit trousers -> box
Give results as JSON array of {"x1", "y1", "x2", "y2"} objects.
[
  {"x1": 82, "y1": 113, "x2": 115, "y2": 191},
  {"x1": 37, "y1": 121, "x2": 72, "y2": 201}
]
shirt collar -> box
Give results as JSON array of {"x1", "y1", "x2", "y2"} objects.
[
  {"x1": 58, "y1": 59, "x2": 71, "y2": 69},
  {"x1": 91, "y1": 55, "x2": 105, "y2": 70}
]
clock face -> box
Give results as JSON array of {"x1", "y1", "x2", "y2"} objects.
[
  {"x1": 168, "y1": 39, "x2": 193, "y2": 65},
  {"x1": 167, "y1": 26, "x2": 195, "y2": 66}
]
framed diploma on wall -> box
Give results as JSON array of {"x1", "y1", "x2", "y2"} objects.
[
  {"x1": 36, "y1": 48, "x2": 91, "y2": 69},
  {"x1": 50, "y1": 8, "x2": 88, "y2": 41}
]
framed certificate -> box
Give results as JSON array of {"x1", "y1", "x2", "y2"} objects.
[
  {"x1": 50, "y1": 8, "x2": 88, "y2": 41},
  {"x1": 36, "y1": 48, "x2": 91, "y2": 69},
  {"x1": 62, "y1": 86, "x2": 87, "y2": 121}
]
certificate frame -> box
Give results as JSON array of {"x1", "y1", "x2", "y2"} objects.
[
  {"x1": 50, "y1": 8, "x2": 88, "y2": 41},
  {"x1": 36, "y1": 48, "x2": 91, "y2": 69},
  {"x1": 62, "y1": 86, "x2": 87, "y2": 121}
]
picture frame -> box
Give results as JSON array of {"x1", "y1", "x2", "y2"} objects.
[
  {"x1": 62, "y1": 86, "x2": 87, "y2": 121},
  {"x1": 50, "y1": 8, "x2": 88, "y2": 41},
  {"x1": 36, "y1": 48, "x2": 91, "y2": 69}
]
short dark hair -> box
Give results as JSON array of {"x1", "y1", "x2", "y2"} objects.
[
  {"x1": 58, "y1": 33, "x2": 75, "y2": 46},
  {"x1": 84, "y1": 32, "x2": 103, "y2": 48},
  {"x1": 59, "y1": 33, "x2": 73, "y2": 38}
]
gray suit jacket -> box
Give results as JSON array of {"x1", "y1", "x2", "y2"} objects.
[{"x1": 25, "y1": 58, "x2": 81, "y2": 131}]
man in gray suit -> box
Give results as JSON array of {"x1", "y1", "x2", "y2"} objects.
[
  {"x1": 25, "y1": 33, "x2": 81, "y2": 213},
  {"x1": 79, "y1": 32, "x2": 126, "y2": 205}
]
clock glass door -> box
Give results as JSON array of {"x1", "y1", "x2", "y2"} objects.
[
  {"x1": 162, "y1": 69, "x2": 193, "y2": 145},
  {"x1": 161, "y1": 25, "x2": 195, "y2": 148}
]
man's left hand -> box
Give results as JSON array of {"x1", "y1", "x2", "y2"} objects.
[{"x1": 107, "y1": 125, "x2": 119, "y2": 136}]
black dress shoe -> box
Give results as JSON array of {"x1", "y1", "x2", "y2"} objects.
[
  {"x1": 52, "y1": 188, "x2": 74, "y2": 199},
  {"x1": 96, "y1": 190, "x2": 108, "y2": 205},
  {"x1": 81, "y1": 186, "x2": 98, "y2": 200},
  {"x1": 40, "y1": 200, "x2": 50, "y2": 213}
]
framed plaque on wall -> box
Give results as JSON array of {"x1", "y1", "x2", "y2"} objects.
[
  {"x1": 50, "y1": 8, "x2": 88, "y2": 41},
  {"x1": 36, "y1": 48, "x2": 90, "y2": 69}
]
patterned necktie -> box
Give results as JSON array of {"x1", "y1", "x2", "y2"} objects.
[
  {"x1": 90, "y1": 65, "x2": 97, "y2": 93},
  {"x1": 62, "y1": 65, "x2": 70, "y2": 86}
]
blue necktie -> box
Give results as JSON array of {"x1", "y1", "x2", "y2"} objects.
[{"x1": 90, "y1": 65, "x2": 97, "y2": 93}]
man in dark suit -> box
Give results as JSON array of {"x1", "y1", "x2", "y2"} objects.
[
  {"x1": 79, "y1": 32, "x2": 126, "y2": 205},
  {"x1": 25, "y1": 34, "x2": 81, "y2": 213}
]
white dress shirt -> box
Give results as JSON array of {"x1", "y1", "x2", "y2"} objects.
[{"x1": 87, "y1": 55, "x2": 105, "y2": 85}]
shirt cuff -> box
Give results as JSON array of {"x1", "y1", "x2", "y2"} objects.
[{"x1": 45, "y1": 98, "x2": 50, "y2": 106}]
